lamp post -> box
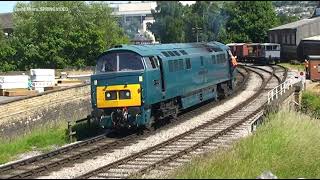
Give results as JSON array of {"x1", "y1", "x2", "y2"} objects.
[{"x1": 192, "y1": 26, "x2": 202, "y2": 42}]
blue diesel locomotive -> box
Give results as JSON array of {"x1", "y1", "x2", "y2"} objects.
[{"x1": 90, "y1": 42, "x2": 237, "y2": 129}]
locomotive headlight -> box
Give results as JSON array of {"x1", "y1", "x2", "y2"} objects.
[
  {"x1": 119, "y1": 90, "x2": 131, "y2": 99},
  {"x1": 105, "y1": 91, "x2": 117, "y2": 100},
  {"x1": 93, "y1": 80, "x2": 97, "y2": 85}
]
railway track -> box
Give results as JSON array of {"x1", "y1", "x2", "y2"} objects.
[
  {"x1": 0, "y1": 67, "x2": 249, "y2": 179},
  {"x1": 75, "y1": 65, "x2": 288, "y2": 179}
]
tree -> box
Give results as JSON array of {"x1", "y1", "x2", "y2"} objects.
[
  {"x1": 0, "y1": 23, "x2": 16, "y2": 72},
  {"x1": 222, "y1": 1, "x2": 280, "y2": 43},
  {"x1": 10, "y1": 1, "x2": 129, "y2": 70},
  {"x1": 277, "y1": 13, "x2": 299, "y2": 25},
  {"x1": 148, "y1": 1, "x2": 186, "y2": 43}
]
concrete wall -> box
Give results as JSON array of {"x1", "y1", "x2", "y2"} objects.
[{"x1": 0, "y1": 84, "x2": 91, "y2": 138}]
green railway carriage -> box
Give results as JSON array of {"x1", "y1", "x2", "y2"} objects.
[{"x1": 90, "y1": 42, "x2": 237, "y2": 129}]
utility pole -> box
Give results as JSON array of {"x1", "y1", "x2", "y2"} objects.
[{"x1": 192, "y1": 27, "x2": 202, "y2": 42}]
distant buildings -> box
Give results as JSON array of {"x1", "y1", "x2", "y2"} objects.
[
  {"x1": 268, "y1": 3, "x2": 320, "y2": 60},
  {"x1": 107, "y1": 1, "x2": 157, "y2": 43}
]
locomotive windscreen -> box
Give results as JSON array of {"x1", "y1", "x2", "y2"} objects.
[{"x1": 96, "y1": 51, "x2": 144, "y2": 73}]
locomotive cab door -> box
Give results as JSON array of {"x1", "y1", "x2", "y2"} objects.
[{"x1": 144, "y1": 56, "x2": 164, "y2": 104}]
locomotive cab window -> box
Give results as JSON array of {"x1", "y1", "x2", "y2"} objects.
[
  {"x1": 145, "y1": 56, "x2": 159, "y2": 69},
  {"x1": 96, "y1": 51, "x2": 144, "y2": 73}
]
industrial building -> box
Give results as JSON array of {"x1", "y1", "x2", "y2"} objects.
[{"x1": 268, "y1": 3, "x2": 320, "y2": 60}]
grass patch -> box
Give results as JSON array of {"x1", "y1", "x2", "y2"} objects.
[
  {"x1": 301, "y1": 91, "x2": 320, "y2": 118},
  {"x1": 0, "y1": 119, "x2": 104, "y2": 165},
  {"x1": 279, "y1": 62, "x2": 304, "y2": 72},
  {"x1": 0, "y1": 122, "x2": 68, "y2": 164},
  {"x1": 170, "y1": 109, "x2": 320, "y2": 179}
]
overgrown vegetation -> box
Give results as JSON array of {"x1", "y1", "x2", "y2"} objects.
[
  {"x1": 170, "y1": 109, "x2": 320, "y2": 179},
  {"x1": 301, "y1": 91, "x2": 320, "y2": 118}
]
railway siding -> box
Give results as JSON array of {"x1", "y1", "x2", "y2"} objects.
[{"x1": 0, "y1": 84, "x2": 91, "y2": 138}]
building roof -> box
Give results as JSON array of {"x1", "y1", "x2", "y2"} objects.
[
  {"x1": 0, "y1": 13, "x2": 13, "y2": 29},
  {"x1": 302, "y1": 35, "x2": 320, "y2": 41},
  {"x1": 269, "y1": 16, "x2": 320, "y2": 31},
  {"x1": 307, "y1": 55, "x2": 320, "y2": 60}
]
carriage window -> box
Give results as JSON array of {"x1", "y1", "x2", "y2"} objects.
[
  {"x1": 266, "y1": 46, "x2": 272, "y2": 51},
  {"x1": 96, "y1": 51, "x2": 144, "y2": 73}
]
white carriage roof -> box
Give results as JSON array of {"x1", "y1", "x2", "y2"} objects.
[
  {"x1": 260, "y1": 43, "x2": 281, "y2": 46},
  {"x1": 303, "y1": 35, "x2": 320, "y2": 41}
]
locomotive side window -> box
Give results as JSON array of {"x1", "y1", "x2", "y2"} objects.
[
  {"x1": 174, "y1": 60, "x2": 179, "y2": 70},
  {"x1": 211, "y1": 55, "x2": 216, "y2": 64},
  {"x1": 186, "y1": 58, "x2": 191, "y2": 69},
  {"x1": 145, "y1": 56, "x2": 158, "y2": 69},
  {"x1": 96, "y1": 51, "x2": 144, "y2": 73},
  {"x1": 178, "y1": 59, "x2": 184, "y2": 70},
  {"x1": 169, "y1": 61, "x2": 174, "y2": 72},
  {"x1": 200, "y1": 56, "x2": 204, "y2": 66}
]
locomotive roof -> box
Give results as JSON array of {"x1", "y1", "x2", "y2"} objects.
[{"x1": 105, "y1": 42, "x2": 229, "y2": 57}]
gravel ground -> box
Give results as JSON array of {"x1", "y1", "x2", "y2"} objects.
[{"x1": 37, "y1": 71, "x2": 263, "y2": 179}]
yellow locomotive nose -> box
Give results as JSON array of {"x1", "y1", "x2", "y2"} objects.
[{"x1": 96, "y1": 84, "x2": 142, "y2": 108}]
